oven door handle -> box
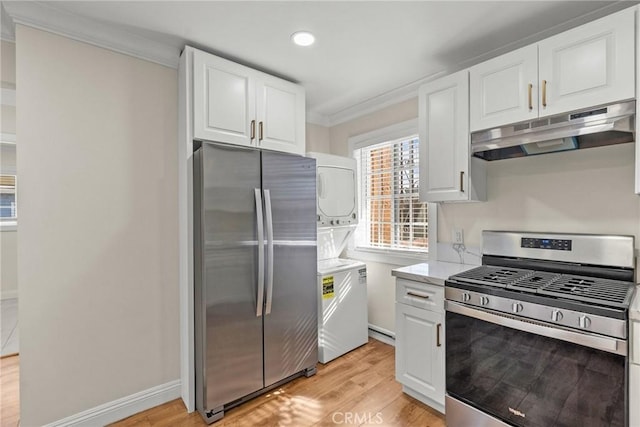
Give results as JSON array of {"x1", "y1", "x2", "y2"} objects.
[{"x1": 445, "y1": 301, "x2": 627, "y2": 356}]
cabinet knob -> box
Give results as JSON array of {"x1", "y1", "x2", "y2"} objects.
[
  {"x1": 579, "y1": 315, "x2": 591, "y2": 329},
  {"x1": 250, "y1": 120, "x2": 256, "y2": 141}
]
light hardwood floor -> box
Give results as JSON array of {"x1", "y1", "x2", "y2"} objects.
[
  {"x1": 112, "y1": 339, "x2": 445, "y2": 426},
  {"x1": 1, "y1": 355, "x2": 20, "y2": 427}
]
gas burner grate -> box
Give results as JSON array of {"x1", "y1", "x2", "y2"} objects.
[
  {"x1": 450, "y1": 266, "x2": 533, "y2": 288},
  {"x1": 539, "y1": 274, "x2": 636, "y2": 308},
  {"x1": 507, "y1": 271, "x2": 560, "y2": 293}
]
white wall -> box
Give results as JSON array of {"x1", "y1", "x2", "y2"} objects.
[
  {"x1": 1, "y1": 39, "x2": 17, "y2": 299},
  {"x1": 16, "y1": 25, "x2": 179, "y2": 425},
  {"x1": 328, "y1": 99, "x2": 421, "y2": 334},
  {"x1": 306, "y1": 122, "x2": 331, "y2": 153},
  {"x1": 439, "y1": 143, "x2": 640, "y2": 249},
  {"x1": 330, "y1": 97, "x2": 418, "y2": 157}
]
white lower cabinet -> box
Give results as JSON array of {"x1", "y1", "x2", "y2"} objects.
[
  {"x1": 395, "y1": 279, "x2": 445, "y2": 413},
  {"x1": 631, "y1": 364, "x2": 640, "y2": 427},
  {"x1": 631, "y1": 319, "x2": 640, "y2": 427}
]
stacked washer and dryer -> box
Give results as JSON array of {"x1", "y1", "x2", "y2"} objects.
[{"x1": 307, "y1": 152, "x2": 369, "y2": 364}]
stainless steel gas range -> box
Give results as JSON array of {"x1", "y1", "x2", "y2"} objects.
[{"x1": 445, "y1": 231, "x2": 636, "y2": 427}]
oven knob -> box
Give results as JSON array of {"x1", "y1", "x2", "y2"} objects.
[
  {"x1": 480, "y1": 296, "x2": 489, "y2": 306},
  {"x1": 551, "y1": 310, "x2": 563, "y2": 322},
  {"x1": 512, "y1": 302, "x2": 523, "y2": 313},
  {"x1": 579, "y1": 315, "x2": 591, "y2": 329},
  {"x1": 461, "y1": 292, "x2": 471, "y2": 302}
]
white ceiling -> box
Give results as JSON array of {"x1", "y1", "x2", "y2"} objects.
[{"x1": 3, "y1": 1, "x2": 634, "y2": 125}]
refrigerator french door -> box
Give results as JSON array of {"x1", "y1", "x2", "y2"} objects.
[{"x1": 194, "y1": 142, "x2": 318, "y2": 424}]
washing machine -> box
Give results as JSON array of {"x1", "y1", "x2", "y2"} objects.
[{"x1": 307, "y1": 152, "x2": 369, "y2": 364}]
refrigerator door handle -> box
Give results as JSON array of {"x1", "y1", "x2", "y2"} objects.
[
  {"x1": 255, "y1": 188, "x2": 265, "y2": 317},
  {"x1": 264, "y1": 189, "x2": 274, "y2": 315}
]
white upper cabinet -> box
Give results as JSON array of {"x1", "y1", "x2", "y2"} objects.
[
  {"x1": 469, "y1": 7, "x2": 635, "y2": 132},
  {"x1": 192, "y1": 48, "x2": 305, "y2": 155},
  {"x1": 256, "y1": 75, "x2": 306, "y2": 155},
  {"x1": 538, "y1": 8, "x2": 635, "y2": 117},
  {"x1": 193, "y1": 53, "x2": 255, "y2": 147},
  {"x1": 470, "y1": 45, "x2": 538, "y2": 132},
  {"x1": 419, "y1": 70, "x2": 486, "y2": 203}
]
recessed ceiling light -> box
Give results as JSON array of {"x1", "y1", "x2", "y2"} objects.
[{"x1": 291, "y1": 31, "x2": 315, "y2": 47}]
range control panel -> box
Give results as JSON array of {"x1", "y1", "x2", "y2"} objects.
[{"x1": 521, "y1": 237, "x2": 572, "y2": 251}]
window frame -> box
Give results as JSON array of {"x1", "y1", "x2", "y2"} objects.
[{"x1": 347, "y1": 119, "x2": 437, "y2": 266}]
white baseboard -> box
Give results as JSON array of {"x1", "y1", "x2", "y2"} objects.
[
  {"x1": 368, "y1": 324, "x2": 395, "y2": 347},
  {"x1": 0, "y1": 290, "x2": 18, "y2": 300},
  {"x1": 44, "y1": 379, "x2": 181, "y2": 427}
]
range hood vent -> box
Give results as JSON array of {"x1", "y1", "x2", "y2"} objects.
[{"x1": 471, "y1": 101, "x2": 635, "y2": 161}]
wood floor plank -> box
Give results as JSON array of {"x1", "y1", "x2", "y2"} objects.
[
  {"x1": 1, "y1": 354, "x2": 20, "y2": 427},
  {"x1": 108, "y1": 339, "x2": 445, "y2": 427}
]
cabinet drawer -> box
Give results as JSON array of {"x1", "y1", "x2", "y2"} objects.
[{"x1": 396, "y1": 278, "x2": 444, "y2": 313}]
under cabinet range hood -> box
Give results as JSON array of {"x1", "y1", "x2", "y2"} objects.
[{"x1": 471, "y1": 100, "x2": 635, "y2": 161}]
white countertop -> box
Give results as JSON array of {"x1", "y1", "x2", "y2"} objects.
[
  {"x1": 391, "y1": 261, "x2": 476, "y2": 286},
  {"x1": 630, "y1": 284, "x2": 640, "y2": 321}
]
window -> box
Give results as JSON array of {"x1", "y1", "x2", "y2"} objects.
[
  {"x1": 0, "y1": 175, "x2": 16, "y2": 220},
  {"x1": 353, "y1": 132, "x2": 428, "y2": 254}
]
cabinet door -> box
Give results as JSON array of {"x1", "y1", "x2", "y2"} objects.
[
  {"x1": 395, "y1": 304, "x2": 444, "y2": 405},
  {"x1": 470, "y1": 44, "x2": 538, "y2": 131},
  {"x1": 631, "y1": 364, "x2": 640, "y2": 427},
  {"x1": 419, "y1": 70, "x2": 470, "y2": 202},
  {"x1": 256, "y1": 75, "x2": 306, "y2": 156},
  {"x1": 193, "y1": 50, "x2": 255, "y2": 147},
  {"x1": 538, "y1": 8, "x2": 635, "y2": 117}
]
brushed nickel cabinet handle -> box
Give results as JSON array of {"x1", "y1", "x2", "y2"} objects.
[
  {"x1": 528, "y1": 83, "x2": 533, "y2": 111},
  {"x1": 460, "y1": 171, "x2": 465, "y2": 193},
  {"x1": 259, "y1": 121, "x2": 264, "y2": 141},
  {"x1": 437, "y1": 323, "x2": 442, "y2": 347},
  {"x1": 407, "y1": 291, "x2": 430, "y2": 300},
  {"x1": 250, "y1": 120, "x2": 256, "y2": 141},
  {"x1": 542, "y1": 80, "x2": 547, "y2": 107}
]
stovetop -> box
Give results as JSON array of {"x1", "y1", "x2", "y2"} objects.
[{"x1": 450, "y1": 265, "x2": 636, "y2": 309}]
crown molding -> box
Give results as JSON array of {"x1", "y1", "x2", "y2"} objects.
[
  {"x1": 2, "y1": 1, "x2": 181, "y2": 69},
  {"x1": 1, "y1": 4, "x2": 15, "y2": 42},
  {"x1": 324, "y1": 71, "x2": 447, "y2": 127},
  {"x1": 305, "y1": 111, "x2": 330, "y2": 127},
  {"x1": 317, "y1": 1, "x2": 633, "y2": 129}
]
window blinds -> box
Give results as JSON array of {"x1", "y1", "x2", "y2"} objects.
[{"x1": 357, "y1": 137, "x2": 428, "y2": 251}]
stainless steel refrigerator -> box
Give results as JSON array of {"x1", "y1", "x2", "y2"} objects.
[{"x1": 194, "y1": 142, "x2": 318, "y2": 424}]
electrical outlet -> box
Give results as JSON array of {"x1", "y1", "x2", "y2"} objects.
[{"x1": 452, "y1": 228, "x2": 464, "y2": 244}]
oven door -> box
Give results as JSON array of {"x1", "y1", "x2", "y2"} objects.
[{"x1": 445, "y1": 301, "x2": 627, "y2": 427}]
